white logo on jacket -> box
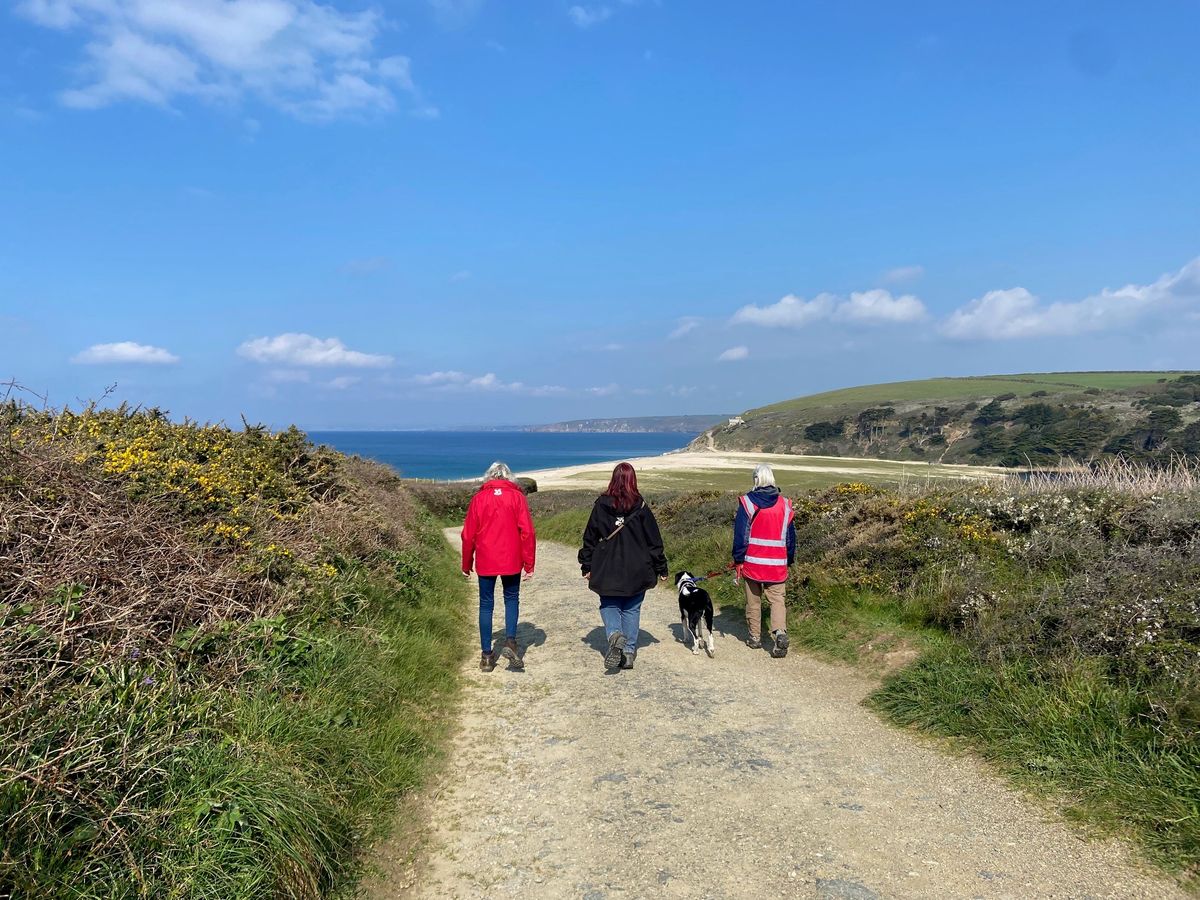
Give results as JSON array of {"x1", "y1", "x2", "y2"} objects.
[{"x1": 494, "y1": 488, "x2": 502, "y2": 495}]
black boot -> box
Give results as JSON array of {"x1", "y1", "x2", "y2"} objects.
[
  {"x1": 603, "y1": 632, "x2": 626, "y2": 669},
  {"x1": 620, "y1": 650, "x2": 636, "y2": 670}
]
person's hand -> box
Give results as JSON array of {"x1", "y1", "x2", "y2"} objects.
[
  {"x1": 581, "y1": 571, "x2": 590, "y2": 580},
  {"x1": 522, "y1": 570, "x2": 534, "y2": 582},
  {"x1": 658, "y1": 575, "x2": 667, "y2": 582},
  {"x1": 462, "y1": 569, "x2": 471, "y2": 579},
  {"x1": 734, "y1": 563, "x2": 744, "y2": 583}
]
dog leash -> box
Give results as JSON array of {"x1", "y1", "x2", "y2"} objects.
[{"x1": 689, "y1": 562, "x2": 737, "y2": 583}]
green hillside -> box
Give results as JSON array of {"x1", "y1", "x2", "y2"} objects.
[{"x1": 702, "y1": 371, "x2": 1200, "y2": 467}]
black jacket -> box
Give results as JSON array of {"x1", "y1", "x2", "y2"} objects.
[{"x1": 578, "y1": 495, "x2": 668, "y2": 597}]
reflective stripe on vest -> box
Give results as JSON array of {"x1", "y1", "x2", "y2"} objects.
[{"x1": 740, "y1": 495, "x2": 792, "y2": 582}]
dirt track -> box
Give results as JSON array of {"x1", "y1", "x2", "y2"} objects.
[{"x1": 366, "y1": 532, "x2": 1186, "y2": 900}]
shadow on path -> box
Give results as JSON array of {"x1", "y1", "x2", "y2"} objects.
[{"x1": 581, "y1": 625, "x2": 662, "y2": 655}]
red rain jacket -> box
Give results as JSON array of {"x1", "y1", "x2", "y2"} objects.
[{"x1": 461, "y1": 479, "x2": 536, "y2": 576}]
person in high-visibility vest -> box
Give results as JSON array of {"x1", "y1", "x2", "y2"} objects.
[{"x1": 732, "y1": 464, "x2": 796, "y2": 657}]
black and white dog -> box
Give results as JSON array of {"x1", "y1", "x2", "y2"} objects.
[{"x1": 675, "y1": 571, "x2": 715, "y2": 657}]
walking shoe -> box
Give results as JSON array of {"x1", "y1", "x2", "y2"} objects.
[
  {"x1": 479, "y1": 651, "x2": 497, "y2": 672},
  {"x1": 770, "y1": 630, "x2": 790, "y2": 658},
  {"x1": 620, "y1": 650, "x2": 636, "y2": 670},
  {"x1": 500, "y1": 638, "x2": 525, "y2": 671},
  {"x1": 603, "y1": 632, "x2": 626, "y2": 669},
  {"x1": 746, "y1": 637, "x2": 762, "y2": 650}
]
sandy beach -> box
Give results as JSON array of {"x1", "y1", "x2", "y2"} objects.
[{"x1": 509, "y1": 448, "x2": 1013, "y2": 491}]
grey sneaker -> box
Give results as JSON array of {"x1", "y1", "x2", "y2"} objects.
[
  {"x1": 770, "y1": 630, "x2": 790, "y2": 658},
  {"x1": 500, "y1": 638, "x2": 525, "y2": 671},
  {"x1": 620, "y1": 650, "x2": 636, "y2": 670},
  {"x1": 746, "y1": 637, "x2": 762, "y2": 650},
  {"x1": 603, "y1": 632, "x2": 626, "y2": 669}
]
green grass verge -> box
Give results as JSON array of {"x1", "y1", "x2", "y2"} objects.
[
  {"x1": 873, "y1": 648, "x2": 1200, "y2": 880},
  {"x1": 1, "y1": 506, "x2": 468, "y2": 900}
]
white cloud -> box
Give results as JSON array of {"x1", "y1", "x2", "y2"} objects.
[
  {"x1": 587, "y1": 383, "x2": 620, "y2": 396},
  {"x1": 732, "y1": 293, "x2": 836, "y2": 328},
  {"x1": 326, "y1": 375, "x2": 360, "y2": 390},
  {"x1": 600, "y1": 343, "x2": 623, "y2": 352},
  {"x1": 568, "y1": 5, "x2": 613, "y2": 27},
  {"x1": 413, "y1": 370, "x2": 468, "y2": 386},
  {"x1": 449, "y1": 269, "x2": 471, "y2": 282},
  {"x1": 733, "y1": 288, "x2": 927, "y2": 328},
  {"x1": 668, "y1": 316, "x2": 701, "y2": 340},
  {"x1": 17, "y1": 0, "x2": 432, "y2": 120},
  {"x1": 238, "y1": 333, "x2": 393, "y2": 368},
  {"x1": 940, "y1": 257, "x2": 1200, "y2": 340},
  {"x1": 835, "y1": 289, "x2": 928, "y2": 324},
  {"x1": 412, "y1": 370, "x2": 566, "y2": 396},
  {"x1": 883, "y1": 264, "x2": 924, "y2": 284},
  {"x1": 72, "y1": 341, "x2": 179, "y2": 364},
  {"x1": 717, "y1": 345, "x2": 749, "y2": 362}
]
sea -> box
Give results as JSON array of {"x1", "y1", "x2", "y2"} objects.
[{"x1": 307, "y1": 431, "x2": 698, "y2": 481}]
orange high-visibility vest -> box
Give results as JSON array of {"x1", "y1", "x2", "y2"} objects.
[{"x1": 739, "y1": 494, "x2": 793, "y2": 583}]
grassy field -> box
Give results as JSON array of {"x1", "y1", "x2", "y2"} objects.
[{"x1": 748, "y1": 371, "x2": 1194, "y2": 418}]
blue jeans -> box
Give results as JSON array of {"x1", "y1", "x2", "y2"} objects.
[
  {"x1": 479, "y1": 574, "x2": 520, "y2": 652},
  {"x1": 598, "y1": 593, "x2": 645, "y2": 654}
]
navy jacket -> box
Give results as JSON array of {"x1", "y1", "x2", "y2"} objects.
[{"x1": 732, "y1": 486, "x2": 796, "y2": 566}]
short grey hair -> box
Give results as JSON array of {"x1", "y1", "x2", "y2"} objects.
[
  {"x1": 752, "y1": 464, "x2": 775, "y2": 488},
  {"x1": 483, "y1": 461, "x2": 515, "y2": 482}
]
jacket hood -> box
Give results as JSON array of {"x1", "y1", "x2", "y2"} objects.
[
  {"x1": 746, "y1": 486, "x2": 781, "y2": 508},
  {"x1": 481, "y1": 478, "x2": 521, "y2": 493}
]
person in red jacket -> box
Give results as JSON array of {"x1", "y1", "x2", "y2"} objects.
[{"x1": 461, "y1": 461, "x2": 536, "y2": 672}]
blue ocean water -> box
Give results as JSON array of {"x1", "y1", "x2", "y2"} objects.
[{"x1": 308, "y1": 431, "x2": 697, "y2": 481}]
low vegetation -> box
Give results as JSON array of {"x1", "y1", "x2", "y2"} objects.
[
  {"x1": 703, "y1": 371, "x2": 1200, "y2": 467},
  {"x1": 0, "y1": 403, "x2": 467, "y2": 898},
  {"x1": 518, "y1": 470, "x2": 1200, "y2": 885}
]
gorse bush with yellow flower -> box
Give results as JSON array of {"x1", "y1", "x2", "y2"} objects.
[{"x1": 0, "y1": 400, "x2": 467, "y2": 899}]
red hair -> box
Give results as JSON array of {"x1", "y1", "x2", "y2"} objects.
[{"x1": 605, "y1": 462, "x2": 641, "y2": 513}]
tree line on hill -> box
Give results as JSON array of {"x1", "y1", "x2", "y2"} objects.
[{"x1": 738, "y1": 376, "x2": 1200, "y2": 467}]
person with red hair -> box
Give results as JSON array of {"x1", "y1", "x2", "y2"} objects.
[{"x1": 578, "y1": 462, "x2": 668, "y2": 670}]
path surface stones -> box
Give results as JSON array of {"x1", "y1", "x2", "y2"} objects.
[{"x1": 366, "y1": 530, "x2": 1185, "y2": 900}]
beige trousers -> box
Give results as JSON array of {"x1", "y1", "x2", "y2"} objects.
[{"x1": 743, "y1": 578, "x2": 787, "y2": 642}]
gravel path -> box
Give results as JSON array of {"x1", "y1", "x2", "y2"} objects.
[{"x1": 367, "y1": 531, "x2": 1185, "y2": 900}]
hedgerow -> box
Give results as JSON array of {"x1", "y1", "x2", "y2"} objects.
[{"x1": 0, "y1": 402, "x2": 466, "y2": 899}]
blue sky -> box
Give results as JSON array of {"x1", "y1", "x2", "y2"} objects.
[{"x1": 3, "y1": 0, "x2": 1199, "y2": 428}]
